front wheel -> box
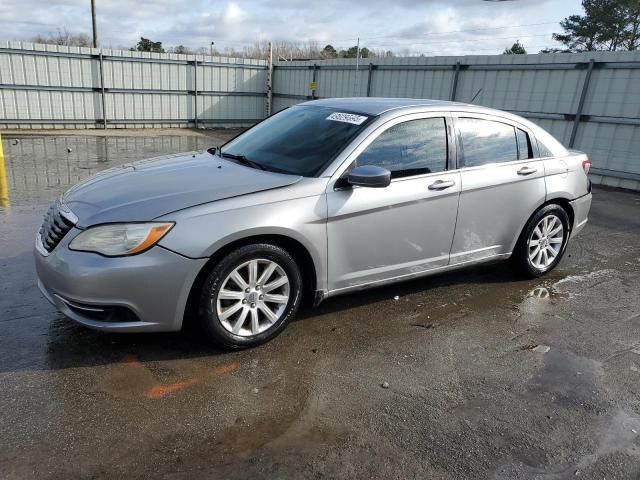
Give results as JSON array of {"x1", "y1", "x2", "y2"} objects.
[
  {"x1": 199, "y1": 244, "x2": 303, "y2": 349},
  {"x1": 512, "y1": 204, "x2": 571, "y2": 278}
]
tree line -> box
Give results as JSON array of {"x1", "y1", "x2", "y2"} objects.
[{"x1": 129, "y1": 39, "x2": 392, "y2": 59}]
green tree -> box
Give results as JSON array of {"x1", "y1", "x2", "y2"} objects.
[
  {"x1": 539, "y1": 47, "x2": 573, "y2": 53},
  {"x1": 553, "y1": 0, "x2": 640, "y2": 51},
  {"x1": 322, "y1": 44, "x2": 338, "y2": 58},
  {"x1": 133, "y1": 37, "x2": 165, "y2": 53},
  {"x1": 173, "y1": 45, "x2": 189, "y2": 54},
  {"x1": 340, "y1": 45, "x2": 371, "y2": 58},
  {"x1": 621, "y1": 0, "x2": 640, "y2": 49},
  {"x1": 503, "y1": 41, "x2": 527, "y2": 54}
]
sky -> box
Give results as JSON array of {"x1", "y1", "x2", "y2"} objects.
[{"x1": 0, "y1": 0, "x2": 584, "y2": 56}]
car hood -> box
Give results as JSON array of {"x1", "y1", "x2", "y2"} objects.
[{"x1": 63, "y1": 151, "x2": 302, "y2": 227}]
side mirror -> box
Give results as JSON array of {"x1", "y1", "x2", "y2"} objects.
[{"x1": 347, "y1": 165, "x2": 391, "y2": 188}]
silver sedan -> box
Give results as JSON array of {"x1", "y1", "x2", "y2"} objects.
[{"x1": 35, "y1": 98, "x2": 593, "y2": 348}]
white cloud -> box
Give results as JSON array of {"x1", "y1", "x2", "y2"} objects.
[
  {"x1": 0, "y1": 0, "x2": 583, "y2": 55},
  {"x1": 223, "y1": 2, "x2": 248, "y2": 25}
]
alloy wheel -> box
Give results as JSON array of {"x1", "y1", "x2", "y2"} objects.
[
  {"x1": 215, "y1": 259, "x2": 290, "y2": 336},
  {"x1": 528, "y1": 214, "x2": 564, "y2": 270}
]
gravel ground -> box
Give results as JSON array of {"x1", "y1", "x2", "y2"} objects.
[{"x1": 1, "y1": 132, "x2": 639, "y2": 480}]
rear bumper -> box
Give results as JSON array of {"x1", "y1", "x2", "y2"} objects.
[
  {"x1": 569, "y1": 192, "x2": 592, "y2": 238},
  {"x1": 35, "y1": 229, "x2": 208, "y2": 332}
]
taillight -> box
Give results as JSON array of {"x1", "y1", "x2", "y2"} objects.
[{"x1": 582, "y1": 159, "x2": 592, "y2": 175}]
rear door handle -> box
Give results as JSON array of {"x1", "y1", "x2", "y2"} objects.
[
  {"x1": 517, "y1": 166, "x2": 538, "y2": 176},
  {"x1": 428, "y1": 180, "x2": 456, "y2": 190}
]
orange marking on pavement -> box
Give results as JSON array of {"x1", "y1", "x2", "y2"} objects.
[
  {"x1": 146, "y1": 379, "x2": 200, "y2": 399},
  {"x1": 144, "y1": 361, "x2": 238, "y2": 399},
  {"x1": 212, "y1": 361, "x2": 237, "y2": 376}
]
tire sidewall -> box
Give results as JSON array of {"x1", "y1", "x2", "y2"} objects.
[
  {"x1": 517, "y1": 204, "x2": 571, "y2": 277},
  {"x1": 199, "y1": 244, "x2": 302, "y2": 348}
]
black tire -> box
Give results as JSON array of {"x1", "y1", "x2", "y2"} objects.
[
  {"x1": 198, "y1": 243, "x2": 303, "y2": 349},
  {"x1": 512, "y1": 204, "x2": 571, "y2": 278}
]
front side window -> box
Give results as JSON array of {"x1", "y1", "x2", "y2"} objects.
[
  {"x1": 221, "y1": 106, "x2": 374, "y2": 177},
  {"x1": 457, "y1": 118, "x2": 519, "y2": 167},
  {"x1": 355, "y1": 118, "x2": 448, "y2": 179}
]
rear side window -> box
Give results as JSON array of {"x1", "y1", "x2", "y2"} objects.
[
  {"x1": 457, "y1": 118, "x2": 518, "y2": 167},
  {"x1": 355, "y1": 118, "x2": 448, "y2": 179},
  {"x1": 516, "y1": 129, "x2": 533, "y2": 160}
]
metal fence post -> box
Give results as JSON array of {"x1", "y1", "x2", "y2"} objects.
[
  {"x1": 0, "y1": 133, "x2": 8, "y2": 209},
  {"x1": 450, "y1": 61, "x2": 461, "y2": 101},
  {"x1": 266, "y1": 42, "x2": 273, "y2": 117},
  {"x1": 98, "y1": 50, "x2": 107, "y2": 129},
  {"x1": 569, "y1": 59, "x2": 595, "y2": 148},
  {"x1": 311, "y1": 64, "x2": 317, "y2": 100},
  {"x1": 366, "y1": 63, "x2": 374, "y2": 97},
  {"x1": 193, "y1": 60, "x2": 199, "y2": 128}
]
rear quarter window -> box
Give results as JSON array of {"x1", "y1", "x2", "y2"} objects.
[{"x1": 537, "y1": 141, "x2": 554, "y2": 158}]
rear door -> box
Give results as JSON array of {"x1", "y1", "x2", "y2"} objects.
[
  {"x1": 326, "y1": 113, "x2": 461, "y2": 292},
  {"x1": 450, "y1": 114, "x2": 546, "y2": 264}
]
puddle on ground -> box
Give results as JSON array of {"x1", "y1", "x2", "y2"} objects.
[
  {"x1": 552, "y1": 269, "x2": 617, "y2": 292},
  {"x1": 496, "y1": 410, "x2": 640, "y2": 479},
  {"x1": 0, "y1": 135, "x2": 225, "y2": 208},
  {"x1": 572, "y1": 410, "x2": 640, "y2": 472},
  {"x1": 515, "y1": 268, "x2": 623, "y2": 319},
  {"x1": 528, "y1": 349, "x2": 606, "y2": 412}
]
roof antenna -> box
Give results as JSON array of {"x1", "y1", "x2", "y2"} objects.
[{"x1": 470, "y1": 88, "x2": 483, "y2": 104}]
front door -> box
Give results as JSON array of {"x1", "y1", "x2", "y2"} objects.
[{"x1": 326, "y1": 115, "x2": 460, "y2": 293}]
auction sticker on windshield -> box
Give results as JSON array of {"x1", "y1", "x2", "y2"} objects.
[{"x1": 326, "y1": 112, "x2": 368, "y2": 125}]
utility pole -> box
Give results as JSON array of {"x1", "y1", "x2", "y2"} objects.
[
  {"x1": 91, "y1": 0, "x2": 98, "y2": 48},
  {"x1": 354, "y1": 37, "x2": 360, "y2": 96}
]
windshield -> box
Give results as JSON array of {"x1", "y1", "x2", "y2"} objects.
[{"x1": 219, "y1": 105, "x2": 374, "y2": 177}]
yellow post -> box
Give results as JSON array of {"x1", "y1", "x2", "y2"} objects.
[{"x1": 0, "y1": 133, "x2": 8, "y2": 209}]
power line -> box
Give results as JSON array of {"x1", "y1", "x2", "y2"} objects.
[
  {"x1": 364, "y1": 32, "x2": 557, "y2": 48},
  {"x1": 367, "y1": 44, "x2": 561, "y2": 55},
  {"x1": 332, "y1": 21, "x2": 560, "y2": 42}
]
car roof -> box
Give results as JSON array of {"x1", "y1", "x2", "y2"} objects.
[
  {"x1": 298, "y1": 97, "x2": 570, "y2": 158},
  {"x1": 299, "y1": 97, "x2": 467, "y2": 116}
]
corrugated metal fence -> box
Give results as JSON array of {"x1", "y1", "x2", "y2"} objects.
[
  {"x1": 273, "y1": 52, "x2": 640, "y2": 190},
  {"x1": 0, "y1": 41, "x2": 267, "y2": 129},
  {"x1": 2, "y1": 44, "x2": 640, "y2": 189}
]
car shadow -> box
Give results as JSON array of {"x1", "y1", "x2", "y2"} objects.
[
  {"x1": 24, "y1": 260, "x2": 536, "y2": 374},
  {"x1": 296, "y1": 261, "x2": 521, "y2": 321}
]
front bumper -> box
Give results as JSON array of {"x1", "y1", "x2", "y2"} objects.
[
  {"x1": 569, "y1": 192, "x2": 592, "y2": 238},
  {"x1": 35, "y1": 228, "x2": 208, "y2": 332}
]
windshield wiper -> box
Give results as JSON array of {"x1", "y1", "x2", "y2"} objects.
[{"x1": 220, "y1": 151, "x2": 267, "y2": 171}]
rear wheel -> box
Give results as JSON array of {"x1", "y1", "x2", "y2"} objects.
[
  {"x1": 199, "y1": 244, "x2": 302, "y2": 348},
  {"x1": 513, "y1": 204, "x2": 570, "y2": 278}
]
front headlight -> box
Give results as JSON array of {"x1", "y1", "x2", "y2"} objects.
[{"x1": 69, "y1": 222, "x2": 174, "y2": 256}]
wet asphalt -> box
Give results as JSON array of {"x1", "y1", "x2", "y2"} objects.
[{"x1": 1, "y1": 132, "x2": 640, "y2": 480}]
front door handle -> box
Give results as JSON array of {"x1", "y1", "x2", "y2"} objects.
[
  {"x1": 428, "y1": 179, "x2": 456, "y2": 190},
  {"x1": 517, "y1": 166, "x2": 538, "y2": 176}
]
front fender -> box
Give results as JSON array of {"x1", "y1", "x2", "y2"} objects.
[{"x1": 157, "y1": 193, "x2": 328, "y2": 292}]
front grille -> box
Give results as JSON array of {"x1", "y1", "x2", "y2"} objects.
[{"x1": 39, "y1": 202, "x2": 75, "y2": 253}]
